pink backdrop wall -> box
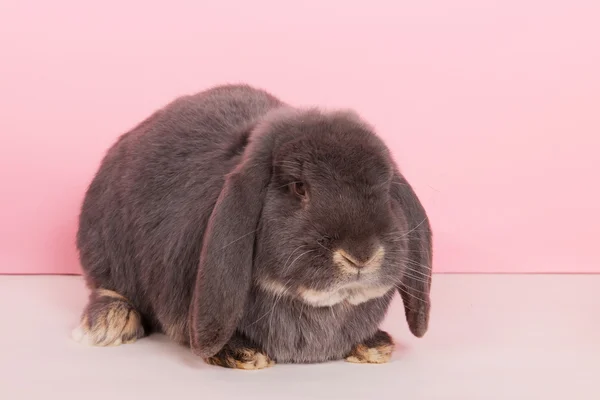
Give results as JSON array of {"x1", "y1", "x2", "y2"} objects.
[{"x1": 1, "y1": 1, "x2": 599, "y2": 274}]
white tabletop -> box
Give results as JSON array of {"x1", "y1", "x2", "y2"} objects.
[{"x1": 0, "y1": 274, "x2": 598, "y2": 400}]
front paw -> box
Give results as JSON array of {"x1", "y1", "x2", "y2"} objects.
[
  {"x1": 204, "y1": 335, "x2": 275, "y2": 370},
  {"x1": 345, "y1": 330, "x2": 394, "y2": 364},
  {"x1": 206, "y1": 348, "x2": 274, "y2": 370}
]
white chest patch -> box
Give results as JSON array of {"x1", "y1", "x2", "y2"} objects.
[
  {"x1": 258, "y1": 278, "x2": 394, "y2": 307},
  {"x1": 299, "y1": 284, "x2": 394, "y2": 307}
]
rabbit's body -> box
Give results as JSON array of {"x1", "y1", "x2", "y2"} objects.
[
  {"x1": 74, "y1": 84, "x2": 432, "y2": 367},
  {"x1": 77, "y1": 85, "x2": 282, "y2": 342}
]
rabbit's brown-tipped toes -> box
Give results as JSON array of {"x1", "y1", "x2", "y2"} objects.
[
  {"x1": 345, "y1": 330, "x2": 394, "y2": 364},
  {"x1": 204, "y1": 334, "x2": 275, "y2": 370},
  {"x1": 72, "y1": 289, "x2": 145, "y2": 346}
]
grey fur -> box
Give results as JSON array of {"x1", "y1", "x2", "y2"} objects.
[{"x1": 76, "y1": 84, "x2": 432, "y2": 363}]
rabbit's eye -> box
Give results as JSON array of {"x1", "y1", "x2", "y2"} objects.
[{"x1": 291, "y1": 181, "x2": 307, "y2": 198}]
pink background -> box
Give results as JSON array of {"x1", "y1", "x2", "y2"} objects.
[{"x1": 1, "y1": 1, "x2": 599, "y2": 274}]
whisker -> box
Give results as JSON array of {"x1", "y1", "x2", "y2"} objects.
[
  {"x1": 299, "y1": 298, "x2": 307, "y2": 319},
  {"x1": 398, "y1": 278, "x2": 431, "y2": 294},
  {"x1": 399, "y1": 258, "x2": 433, "y2": 269},
  {"x1": 246, "y1": 309, "x2": 270, "y2": 327},
  {"x1": 284, "y1": 250, "x2": 315, "y2": 275},
  {"x1": 220, "y1": 229, "x2": 258, "y2": 249},
  {"x1": 248, "y1": 275, "x2": 298, "y2": 329},
  {"x1": 282, "y1": 244, "x2": 309, "y2": 272},
  {"x1": 329, "y1": 305, "x2": 337, "y2": 322},
  {"x1": 396, "y1": 284, "x2": 428, "y2": 303},
  {"x1": 386, "y1": 249, "x2": 432, "y2": 253},
  {"x1": 315, "y1": 238, "x2": 332, "y2": 253},
  {"x1": 401, "y1": 258, "x2": 433, "y2": 271},
  {"x1": 392, "y1": 255, "x2": 433, "y2": 266},
  {"x1": 247, "y1": 279, "x2": 292, "y2": 328},
  {"x1": 267, "y1": 278, "x2": 295, "y2": 349},
  {"x1": 401, "y1": 272, "x2": 432, "y2": 285},
  {"x1": 274, "y1": 181, "x2": 302, "y2": 190},
  {"x1": 402, "y1": 266, "x2": 432, "y2": 278}
]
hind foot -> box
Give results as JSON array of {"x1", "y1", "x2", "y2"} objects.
[
  {"x1": 72, "y1": 289, "x2": 145, "y2": 346},
  {"x1": 345, "y1": 330, "x2": 394, "y2": 364}
]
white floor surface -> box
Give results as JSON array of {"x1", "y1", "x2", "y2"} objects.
[{"x1": 0, "y1": 274, "x2": 598, "y2": 399}]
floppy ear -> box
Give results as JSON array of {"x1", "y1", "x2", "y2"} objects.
[
  {"x1": 390, "y1": 171, "x2": 433, "y2": 338},
  {"x1": 189, "y1": 133, "x2": 273, "y2": 358}
]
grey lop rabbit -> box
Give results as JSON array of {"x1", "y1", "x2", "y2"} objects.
[{"x1": 72, "y1": 84, "x2": 432, "y2": 369}]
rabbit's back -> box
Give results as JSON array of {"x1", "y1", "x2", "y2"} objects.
[{"x1": 76, "y1": 84, "x2": 282, "y2": 336}]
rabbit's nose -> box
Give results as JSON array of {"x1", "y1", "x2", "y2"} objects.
[{"x1": 337, "y1": 239, "x2": 384, "y2": 269}]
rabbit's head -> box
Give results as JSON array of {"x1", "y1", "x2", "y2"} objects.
[{"x1": 190, "y1": 108, "x2": 432, "y2": 358}]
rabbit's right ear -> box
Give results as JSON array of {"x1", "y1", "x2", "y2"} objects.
[{"x1": 189, "y1": 130, "x2": 274, "y2": 359}]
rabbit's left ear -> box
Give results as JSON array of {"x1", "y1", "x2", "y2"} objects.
[
  {"x1": 390, "y1": 172, "x2": 433, "y2": 338},
  {"x1": 189, "y1": 131, "x2": 274, "y2": 358}
]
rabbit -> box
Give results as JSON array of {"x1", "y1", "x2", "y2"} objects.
[{"x1": 72, "y1": 83, "x2": 432, "y2": 369}]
